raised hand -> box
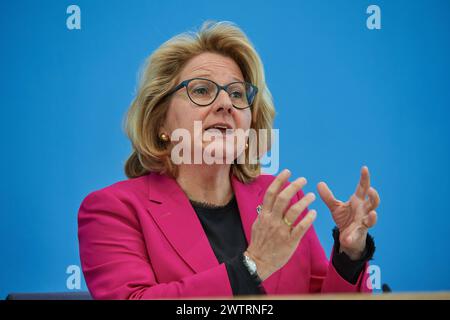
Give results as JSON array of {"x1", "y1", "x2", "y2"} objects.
[
  {"x1": 317, "y1": 166, "x2": 380, "y2": 260},
  {"x1": 245, "y1": 169, "x2": 317, "y2": 281}
]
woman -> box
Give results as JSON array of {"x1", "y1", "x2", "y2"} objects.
[{"x1": 78, "y1": 21, "x2": 380, "y2": 299}]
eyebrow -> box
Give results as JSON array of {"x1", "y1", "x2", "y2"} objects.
[{"x1": 189, "y1": 73, "x2": 244, "y2": 83}]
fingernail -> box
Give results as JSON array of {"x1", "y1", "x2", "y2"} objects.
[{"x1": 296, "y1": 177, "x2": 306, "y2": 184}]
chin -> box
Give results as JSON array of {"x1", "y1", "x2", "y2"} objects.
[{"x1": 202, "y1": 142, "x2": 239, "y2": 165}]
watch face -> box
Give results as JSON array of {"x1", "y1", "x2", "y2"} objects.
[
  {"x1": 244, "y1": 255, "x2": 257, "y2": 273},
  {"x1": 243, "y1": 254, "x2": 262, "y2": 284},
  {"x1": 248, "y1": 260, "x2": 256, "y2": 271}
]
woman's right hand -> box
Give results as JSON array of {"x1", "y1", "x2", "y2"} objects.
[{"x1": 245, "y1": 169, "x2": 317, "y2": 281}]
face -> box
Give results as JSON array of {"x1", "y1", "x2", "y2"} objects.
[{"x1": 162, "y1": 52, "x2": 252, "y2": 164}]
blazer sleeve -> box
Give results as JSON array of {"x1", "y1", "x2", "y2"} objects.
[
  {"x1": 78, "y1": 189, "x2": 233, "y2": 299},
  {"x1": 295, "y1": 192, "x2": 372, "y2": 294}
]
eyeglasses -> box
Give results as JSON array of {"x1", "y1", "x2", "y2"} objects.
[{"x1": 165, "y1": 77, "x2": 258, "y2": 109}]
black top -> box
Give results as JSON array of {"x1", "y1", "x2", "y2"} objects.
[{"x1": 190, "y1": 194, "x2": 375, "y2": 296}]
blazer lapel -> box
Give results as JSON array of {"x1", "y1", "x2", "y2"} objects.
[
  {"x1": 146, "y1": 173, "x2": 219, "y2": 274},
  {"x1": 230, "y1": 175, "x2": 262, "y2": 246}
]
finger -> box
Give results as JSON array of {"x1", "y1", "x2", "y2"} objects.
[
  {"x1": 364, "y1": 187, "x2": 380, "y2": 211},
  {"x1": 355, "y1": 166, "x2": 370, "y2": 200},
  {"x1": 272, "y1": 177, "x2": 308, "y2": 218},
  {"x1": 317, "y1": 182, "x2": 339, "y2": 212},
  {"x1": 262, "y1": 169, "x2": 291, "y2": 213},
  {"x1": 283, "y1": 192, "x2": 316, "y2": 225},
  {"x1": 363, "y1": 210, "x2": 378, "y2": 228},
  {"x1": 291, "y1": 209, "x2": 317, "y2": 240}
]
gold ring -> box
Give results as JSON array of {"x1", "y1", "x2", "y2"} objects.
[{"x1": 283, "y1": 217, "x2": 292, "y2": 227}]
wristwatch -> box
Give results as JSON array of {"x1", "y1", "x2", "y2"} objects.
[{"x1": 242, "y1": 252, "x2": 263, "y2": 285}]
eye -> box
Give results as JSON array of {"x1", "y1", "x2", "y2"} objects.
[
  {"x1": 228, "y1": 83, "x2": 246, "y2": 99},
  {"x1": 230, "y1": 90, "x2": 243, "y2": 98},
  {"x1": 192, "y1": 86, "x2": 209, "y2": 96}
]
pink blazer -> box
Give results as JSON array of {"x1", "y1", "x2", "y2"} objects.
[{"x1": 78, "y1": 172, "x2": 371, "y2": 299}]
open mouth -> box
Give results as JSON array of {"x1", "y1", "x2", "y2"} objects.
[{"x1": 204, "y1": 125, "x2": 234, "y2": 135}]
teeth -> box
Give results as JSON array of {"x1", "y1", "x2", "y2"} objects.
[{"x1": 207, "y1": 125, "x2": 230, "y2": 130}]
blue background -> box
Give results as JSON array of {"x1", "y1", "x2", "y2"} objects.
[{"x1": 1, "y1": 0, "x2": 449, "y2": 298}]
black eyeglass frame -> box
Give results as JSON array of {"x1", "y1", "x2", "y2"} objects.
[{"x1": 164, "y1": 77, "x2": 258, "y2": 109}]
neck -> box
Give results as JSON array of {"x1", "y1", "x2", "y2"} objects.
[{"x1": 176, "y1": 164, "x2": 233, "y2": 206}]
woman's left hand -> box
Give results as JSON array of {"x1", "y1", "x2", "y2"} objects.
[{"x1": 317, "y1": 166, "x2": 380, "y2": 260}]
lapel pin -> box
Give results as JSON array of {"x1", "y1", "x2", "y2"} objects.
[{"x1": 256, "y1": 204, "x2": 262, "y2": 215}]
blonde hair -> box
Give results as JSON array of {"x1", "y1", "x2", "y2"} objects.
[{"x1": 124, "y1": 20, "x2": 275, "y2": 183}]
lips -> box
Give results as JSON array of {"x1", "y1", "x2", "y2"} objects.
[{"x1": 204, "y1": 123, "x2": 234, "y2": 134}]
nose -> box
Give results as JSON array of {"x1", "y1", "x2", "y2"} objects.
[{"x1": 211, "y1": 89, "x2": 234, "y2": 114}]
